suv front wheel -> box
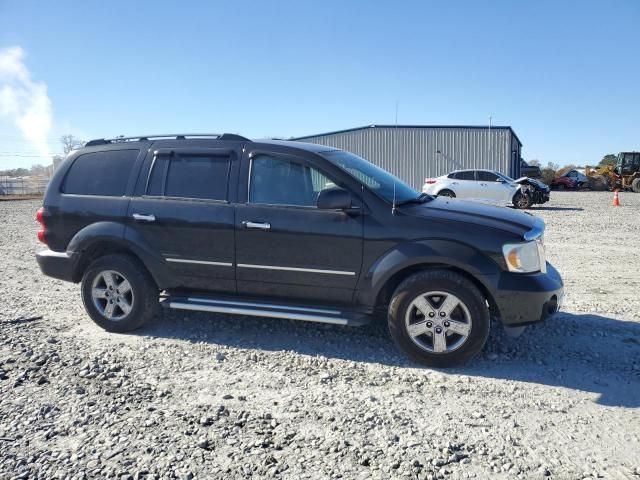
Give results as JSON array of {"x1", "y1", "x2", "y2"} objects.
[
  {"x1": 81, "y1": 254, "x2": 159, "y2": 332},
  {"x1": 388, "y1": 270, "x2": 490, "y2": 367}
]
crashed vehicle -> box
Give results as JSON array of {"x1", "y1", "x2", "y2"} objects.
[
  {"x1": 423, "y1": 169, "x2": 549, "y2": 209},
  {"x1": 513, "y1": 176, "x2": 550, "y2": 208}
]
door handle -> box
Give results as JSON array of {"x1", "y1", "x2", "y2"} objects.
[
  {"x1": 132, "y1": 213, "x2": 156, "y2": 222},
  {"x1": 480, "y1": 183, "x2": 487, "y2": 186},
  {"x1": 242, "y1": 221, "x2": 271, "y2": 230},
  {"x1": 451, "y1": 182, "x2": 459, "y2": 185}
]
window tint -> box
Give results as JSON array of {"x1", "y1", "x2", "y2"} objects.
[
  {"x1": 455, "y1": 171, "x2": 476, "y2": 181},
  {"x1": 148, "y1": 154, "x2": 230, "y2": 200},
  {"x1": 63, "y1": 149, "x2": 138, "y2": 196},
  {"x1": 476, "y1": 171, "x2": 499, "y2": 182},
  {"x1": 250, "y1": 155, "x2": 333, "y2": 207}
]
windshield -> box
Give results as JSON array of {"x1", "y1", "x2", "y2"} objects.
[
  {"x1": 321, "y1": 150, "x2": 420, "y2": 203},
  {"x1": 496, "y1": 172, "x2": 516, "y2": 182}
]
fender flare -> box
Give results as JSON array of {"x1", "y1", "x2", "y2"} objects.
[
  {"x1": 357, "y1": 238, "x2": 499, "y2": 308},
  {"x1": 67, "y1": 222, "x2": 169, "y2": 286}
]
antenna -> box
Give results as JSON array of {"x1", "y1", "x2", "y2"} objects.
[{"x1": 392, "y1": 100, "x2": 399, "y2": 214}]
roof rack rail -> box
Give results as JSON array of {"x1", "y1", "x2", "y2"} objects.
[{"x1": 85, "y1": 133, "x2": 249, "y2": 147}]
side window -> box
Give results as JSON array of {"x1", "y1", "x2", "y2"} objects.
[
  {"x1": 62, "y1": 149, "x2": 139, "y2": 196},
  {"x1": 456, "y1": 171, "x2": 476, "y2": 181},
  {"x1": 477, "y1": 171, "x2": 499, "y2": 182},
  {"x1": 146, "y1": 153, "x2": 230, "y2": 200},
  {"x1": 250, "y1": 155, "x2": 333, "y2": 207},
  {"x1": 448, "y1": 172, "x2": 458, "y2": 179}
]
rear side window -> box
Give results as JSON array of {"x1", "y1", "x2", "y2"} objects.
[
  {"x1": 146, "y1": 153, "x2": 230, "y2": 201},
  {"x1": 453, "y1": 171, "x2": 475, "y2": 180},
  {"x1": 62, "y1": 149, "x2": 139, "y2": 196}
]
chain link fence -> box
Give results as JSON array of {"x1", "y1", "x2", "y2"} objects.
[{"x1": 0, "y1": 176, "x2": 49, "y2": 196}]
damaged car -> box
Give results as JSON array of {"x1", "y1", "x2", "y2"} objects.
[{"x1": 423, "y1": 169, "x2": 549, "y2": 209}]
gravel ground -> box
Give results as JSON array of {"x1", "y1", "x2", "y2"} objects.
[{"x1": 1, "y1": 192, "x2": 639, "y2": 480}]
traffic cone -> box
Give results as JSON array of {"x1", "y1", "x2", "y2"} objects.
[{"x1": 613, "y1": 190, "x2": 620, "y2": 207}]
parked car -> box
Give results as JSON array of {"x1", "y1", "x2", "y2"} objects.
[
  {"x1": 563, "y1": 169, "x2": 588, "y2": 188},
  {"x1": 422, "y1": 169, "x2": 549, "y2": 209},
  {"x1": 520, "y1": 160, "x2": 542, "y2": 178},
  {"x1": 36, "y1": 134, "x2": 563, "y2": 367},
  {"x1": 550, "y1": 176, "x2": 577, "y2": 190}
]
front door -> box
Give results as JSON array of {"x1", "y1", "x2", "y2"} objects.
[
  {"x1": 476, "y1": 171, "x2": 513, "y2": 204},
  {"x1": 234, "y1": 151, "x2": 363, "y2": 305},
  {"x1": 126, "y1": 147, "x2": 237, "y2": 292}
]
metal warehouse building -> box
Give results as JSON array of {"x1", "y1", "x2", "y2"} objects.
[{"x1": 293, "y1": 125, "x2": 523, "y2": 189}]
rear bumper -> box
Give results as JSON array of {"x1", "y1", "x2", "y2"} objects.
[
  {"x1": 36, "y1": 249, "x2": 77, "y2": 282},
  {"x1": 492, "y1": 263, "x2": 564, "y2": 326}
]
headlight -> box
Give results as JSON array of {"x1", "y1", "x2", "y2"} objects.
[{"x1": 502, "y1": 241, "x2": 546, "y2": 273}]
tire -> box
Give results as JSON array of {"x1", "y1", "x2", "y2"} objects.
[
  {"x1": 387, "y1": 270, "x2": 490, "y2": 367},
  {"x1": 513, "y1": 192, "x2": 532, "y2": 209},
  {"x1": 81, "y1": 254, "x2": 159, "y2": 333},
  {"x1": 438, "y1": 189, "x2": 456, "y2": 198},
  {"x1": 632, "y1": 178, "x2": 640, "y2": 193}
]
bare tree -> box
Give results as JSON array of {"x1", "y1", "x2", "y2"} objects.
[{"x1": 60, "y1": 134, "x2": 85, "y2": 155}]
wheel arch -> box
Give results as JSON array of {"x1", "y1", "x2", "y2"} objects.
[
  {"x1": 68, "y1": 222, "x2": 166, "y2": 286},
  {"x1": 374, "y1": 263, "x2": 500, "y2": 318},
  {"x1": 358, "y1": 240, "x2": 501, "y2": 318}
]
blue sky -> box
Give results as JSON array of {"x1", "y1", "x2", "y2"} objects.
[{"x1": 0, "y1": 0, "x2": 638, "y2": 169}]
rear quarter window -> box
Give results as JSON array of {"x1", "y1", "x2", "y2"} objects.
[{"x1": 62, "y1": 149, "x2": 139, "y2": 196}]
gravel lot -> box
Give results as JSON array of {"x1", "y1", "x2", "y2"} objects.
[{"x1": 1, "y1": 192, "x2": 639, "y2": 480}]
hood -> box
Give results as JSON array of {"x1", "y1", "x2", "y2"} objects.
[
  {"x1": 402, "y1": 196, "x2": 542, "y2": 239},
  {"x1": 514, "y1": 177, "x2": 549, "y2": 190}
]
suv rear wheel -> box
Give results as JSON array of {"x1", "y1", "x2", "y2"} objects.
[
  {"x1": 81, "y1": 254, "x2": 159, "y2": 332},
  {"x1": 388, "y1": 270, "x2": 490, "y2": 367}
]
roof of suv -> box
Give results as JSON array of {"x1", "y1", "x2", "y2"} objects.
[{"x1": 84, "y1": 134, "x2": 338, "y2": 154}]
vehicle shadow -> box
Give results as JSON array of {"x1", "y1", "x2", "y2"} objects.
[
  {"x1": 135, "y1": 310, "x2": 639, "y2": 408},
  {"x1": 527, "y1": 206, "x2": 584, "y2": 211}
]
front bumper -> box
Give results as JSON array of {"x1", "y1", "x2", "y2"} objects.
[
  {"x1": 36, "y1": 248, "x2": 77, "y2": 282},
  {"x1": 492, "y1": 262, "x2": 564, "y2": 326}
]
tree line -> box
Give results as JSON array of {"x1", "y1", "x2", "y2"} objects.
[{"x1": 0, "y1": 135, "x2": 84, "y2": 177}]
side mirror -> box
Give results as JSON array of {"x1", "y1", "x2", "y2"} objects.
[
  {"x1": 496, "y1": 178, "x2": 506, "y2": 183},
  {"x1": 317, "y1": 187, "x2": 352, "y2": 210}
]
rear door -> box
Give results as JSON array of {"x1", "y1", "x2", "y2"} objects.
[
  {"x1": 234, "y1": 148, "x2": 363, "y2": 305},
  {"x1": 126, "y1": 146, "x2": 238, "y2": 292},
  {"x1": 448, "y1": 170, "x2": 478, "y2": 199}
]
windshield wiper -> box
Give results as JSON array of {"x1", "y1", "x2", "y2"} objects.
[{"x1": 395, "y1": 193, "x2": 432, "y2": 206}]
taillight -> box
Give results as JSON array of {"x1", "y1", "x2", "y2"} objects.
[
  {"x1": 424, "y1": 179, "x2": 437, "y2": 184},
  {"x1": 36, "y1": 207, "x2": 47, "y2": 245}
]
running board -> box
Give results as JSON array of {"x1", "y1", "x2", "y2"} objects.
[{"x1": 164, "y1": 296, "x2": 370, "y2": 326}]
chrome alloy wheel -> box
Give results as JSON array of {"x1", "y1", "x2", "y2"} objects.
[
  {"x1": 91, "y1": 270, "x2": 134, "y2": 321},
  {"x1": 404, "y1": 291, "x2": 472, "y2": 354}
]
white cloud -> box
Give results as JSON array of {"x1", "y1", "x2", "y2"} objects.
[{"x1": 0, "y1": 46, "x2": 53, "y2": 159}]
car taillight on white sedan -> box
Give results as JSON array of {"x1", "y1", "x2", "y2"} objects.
[{"x1": 424, "y1": 178, "x2": 437, "y2": 184}]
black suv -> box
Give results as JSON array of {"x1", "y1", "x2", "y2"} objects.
[{"x1": 36, "y1": 134, "x2": 563, "y2": 367}]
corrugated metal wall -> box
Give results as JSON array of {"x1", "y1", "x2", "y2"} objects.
[{"x1": 295, "y1": 127, "x2": 520, "y2": 189}]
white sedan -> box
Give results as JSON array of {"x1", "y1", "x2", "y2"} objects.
[{"x1": 423, "y1": 169, "x2": 526, "y2": 207}]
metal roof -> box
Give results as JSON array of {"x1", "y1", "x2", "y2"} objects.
[{"x1": 292, "y1": 124, "x2": 522, "y2": 147}]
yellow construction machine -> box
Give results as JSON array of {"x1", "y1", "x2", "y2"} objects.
[{"x1": 585, "y1": 152, "x2": 640, "y2": 192}]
